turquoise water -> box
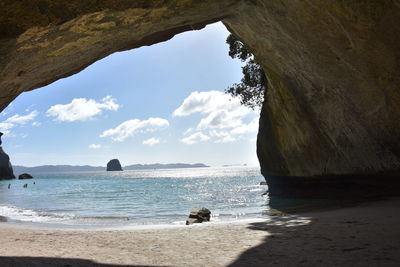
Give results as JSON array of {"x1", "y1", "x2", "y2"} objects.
[{"x1": 0, "y1": 166, "x2": 268, "y2": 228}]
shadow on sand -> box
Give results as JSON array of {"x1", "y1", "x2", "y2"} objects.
[
  {"x1": 0, "y1": 257, "x2": 167, "y2": 267},
  {"x1": 1, "y1": 199, "x2": 399, "y2": 267},
  {"x1": 228, "y1": 199, "x2": 400, "y2": 267}
]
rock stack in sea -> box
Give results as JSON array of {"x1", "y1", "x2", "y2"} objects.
[
  {"x1": 107, "y1": 159, "x2": 123, "y2": 171},
  {"x1": 0, "y1": 132, "x2": 15, "y2": 180},
  {"x1": 186, "y1": 208, "x2": 211, "y2": 225},
  {"x1": 18, "y1": 173, "x2": 33, "y2": 179}
]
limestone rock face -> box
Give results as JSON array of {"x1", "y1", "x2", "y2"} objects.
[
  {"x1": 0, "y1": 147, "x2": 15, "y2": 180},
  {"x1": 107, "y1": 159, "x2": 123, "y2": 172},
  {"x1": 1, "y1": 1, "x2": 400, "y2": 196},
  {"x1": 0, "y1": 0, "x2": 239, "y2": 110},
  {"x1": 224, "y1": 1, "x2": 400, "y2": 197}
]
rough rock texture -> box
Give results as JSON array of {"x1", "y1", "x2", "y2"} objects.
[
  {"x1": 1, "y1": 1, "x2": 400, "y2": 197},
  {"x1": 0, "y1": 0, "x2": 239, "y2": 110},
  {"x1": 186, "y1": 207, "x2": 211, "y2": 225},
  {"x1": 18, "y1": 173, "x2": 33, "y2": 179},
  {"x1": 224, "y1": 1, "x2": 400, "y2": 197},
  {"x1": 106, "y1": 159, "x2": 123, "y2": 171},
  {"x1": 0, "y1": 147, "x2": 15, "y2": 179}
]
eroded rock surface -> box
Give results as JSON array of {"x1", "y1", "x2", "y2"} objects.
[
  {"x1": 186, "y1": 207, "x2": 211, "y2": 225},
  {"x1": 0, "y1": 0, "x2": 239, "y2": 110},
  {"x1": 1, "y1": 1, "x2": 399, "y2": 197},
  {"x1": 0, "y1": 147, "x2": 15, "y2": 180},
  {"x1": 224, "y1": 1, "x2": 400, "y2": 197}
]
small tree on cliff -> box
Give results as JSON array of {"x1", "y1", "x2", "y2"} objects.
[{"x1": 225, "y1": 34, "x2": 267, "y2": 109}]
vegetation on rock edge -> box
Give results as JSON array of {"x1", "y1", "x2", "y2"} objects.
[{"x1": 225, "y1": 33, "x2": 267, "y2": 109}]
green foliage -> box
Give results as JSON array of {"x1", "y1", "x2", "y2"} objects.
[
  {"x1": 226, "y1": 34, "x2": 252, "y2": 61},
  {"x1": 226, "y1": 34, "x2": 266, "y2": 109}
]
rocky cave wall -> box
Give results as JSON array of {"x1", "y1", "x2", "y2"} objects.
[
  {"x1": 225, "y1": 0, "x2": 400, "y2": 197},
  {"x1": 1, "y1": 0, "x2": 399, "y2": 197}
]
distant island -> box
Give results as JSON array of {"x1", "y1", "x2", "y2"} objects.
[
  {"x1": 107, "y1": 159, "x2": 123, "y2": 171},
  {"x1": 13, "y1": 163, "x2": 209, "y2": 174}
]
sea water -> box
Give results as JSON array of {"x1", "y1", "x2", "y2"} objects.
[{"x1": 0, "y1": 166, "x2": 269, "y2": 228}]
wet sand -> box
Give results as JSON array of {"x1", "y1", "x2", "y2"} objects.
[{"x1": 0, "y1": 198, "x2": 399, "y2": 266}]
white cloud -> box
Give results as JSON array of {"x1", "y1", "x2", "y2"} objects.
[
  {"x1": 5, "y1": 110, "x2": 38, "y2": 124},
  {"x1": 32, "y1": 121, "x2": 41, "y2": 127},
  {"x1": 88, "y1": 144, "x2": 103, "y2": 149},
  {"x1": 209, "y1": 130, "x2": 229, "y2": 137},
  {"x1": 25, "y1": 104, "x2": 36, "y2": 113},
  {"x1": 209, "y1": 130, "x2": 236, "y2": 144},
  {"x1": 0, "y1": 110, "x2": 39, "y2": 135},
  {"x1": 181, "y1": 132, "x2": 210, "y2": 145},
  {"x1": 214, "y1": 135, "x2": 236, "y2": 143},
  {"x1": 143, "y1": 137, "x2": 160, "y2": 146},
  {"x1": 211, "y1": 119, "x2": 258, "y2": 143},
  {"x1": 173, "y1": 90, "x2": 248, "y2": 117},
  {"x1": 197, "y1": 110, "x2": 242, "y2": 130},
  {"x1": 174, "y1": 91, "x2": 259, "y2": 144},
  {"x1": 46, "y1": 95, "x2": 119, "y2": 122},
  {"x1": 101, "y1": 117, "x2": 169, "y2": 142},
  {"x1": 0, "y1": 122, "x2": 14, "y2": 135},
  {"x1": 183, "y1": 127, "x2": 194, "y2": 135},
  {"x1": 230, "y1": 118, "x2": 259, "y2": 136}
]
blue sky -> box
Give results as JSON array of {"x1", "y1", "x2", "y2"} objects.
[{"x1": 0, "y1": 22, "x2": 260, "y2": 167}]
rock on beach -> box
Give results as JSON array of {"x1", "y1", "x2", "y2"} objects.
[{"x1": 186, "y1": 208, "x2": 211, "y2": 225}]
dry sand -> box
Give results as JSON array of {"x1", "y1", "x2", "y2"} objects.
[{"x1": 0, "y1": 198, "x2": 399, "y2": 267}]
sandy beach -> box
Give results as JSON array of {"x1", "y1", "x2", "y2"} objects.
[{"x1": 0, "y1": 198, "x2": 399, "y2": 267}]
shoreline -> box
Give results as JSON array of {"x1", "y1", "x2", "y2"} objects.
[
  {"x1": 1, "y1": 198, "x2": 399, "y2": 266},
  {"x1": 0, "y1": 216, "x2": 268, "y2": 232},
  {"x1": 0, "y1": 201, "x2": 268, "y2": 231},
  {"x1": 0, "y1": 215, "x2": 268, "y2": 231},
  {"x1": 0, "y1": 196, "x2": 393, "y2": 231}
]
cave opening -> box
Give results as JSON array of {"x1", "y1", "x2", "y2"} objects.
[
  {"x1": 0, "y1": 22, "x2": 268, "y2": 227},
  {"x1": 0, "y1": 22, "x2": 260, "y2": 168},
  {"x1": 1, "y1": 1, "x2": 400, "y2": 265}
]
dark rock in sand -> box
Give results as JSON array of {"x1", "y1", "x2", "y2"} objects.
[
  {"x1": 0, "y1": 145, "x2": 15, "y2": 180},
  {"x1": 18, "y1": 173, "x2": 33, "y2": 179},
  {"x1": 186, "y1": 207, "x2": 211, "y2": 225},
  {"x1": 0, "y1": 216, "x2": 7, "y2": 222},
  {"x1": 106, "y1": 159, "x2": 123, "y2": 171}
]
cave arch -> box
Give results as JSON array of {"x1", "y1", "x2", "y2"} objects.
[{"x1": 1, "y1": 0, "x2": 400, "y2": 197}]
